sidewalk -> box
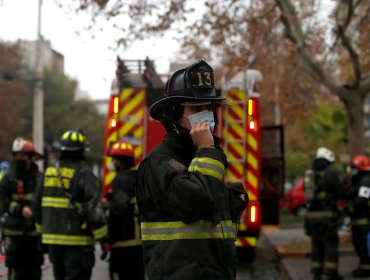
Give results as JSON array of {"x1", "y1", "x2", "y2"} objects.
[{"x1": 262, "y1": 226, "x2": 365, "y2": 280}]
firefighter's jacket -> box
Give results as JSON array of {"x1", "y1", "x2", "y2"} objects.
[
  {"x1": 306, "y1": 159, "x2": 346, "y2": 220},
  {"x1": 107, "y1": 169, "x2": 141, "y2": 248},
  {"x1": 0, "y1": 163, "x2": 40, "y2": 237},
  {"x1": 136, "y1": 132, "x2": 247, "y2": 280},
  {"x1": 347, "y1": 172, "x2": 370, "y2": 225},
  {"x1": 32, "y1": 160, "x2": 108, "y2": 246}
]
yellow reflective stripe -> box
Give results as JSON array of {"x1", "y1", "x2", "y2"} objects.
[
  {"x1": 8, "y1": 201, "x2": 18, "y2": 214},
  {"x1": 4, "y1": 229, "x2": 39, "y2": 236},
  {"x1": 311, "y1": 261, "x2": 322, "y2": 268},
  {"x1": 42, "y1": 234, "x2": 94, "y2": 245},
  {"x1": 141, "y1": 220, "x2": 236, "y2": 241},
  {"x1": 351, "y1": 218, "x2": 369, "y2": 226},
  {"x1": 189, "y1": 157, "x2": 225, "y2": 180},
  {"x1": 35, "y1": 223, "x2": 43, "y2": 233},
  {"x1": 111, "y1": 239, "x2": 142, "y2": 248},
  {"x1": 359, "y1": 264, "x2": 370, "y2": 270},
  {"x1": 93, "y1": 225, "x2": 108, "y2": 240},
  {"x1": 235, "y1": 237, "x2": 257, "y2": 247},
  {"x1": 305, "y1": 211, "x2": 336, "y2": 219},
  {"x1": 45, "y1": 167, "x2": 75, "y2": 178},
  {"x1": 44, "y1": 176, "x2": 71, "y2": 189},
  {"x1": 324, "y1": 261, "x2": 338, "y2": 269},
  {"x1": 11, "y1": 193, "x2": 33, "y2": 201},
  {"x1": 317, "y1": 192, "x2": 327, "y2": 199},
  {"x1": 42, "y1": 197, "x2": 71, "y2": 208}
]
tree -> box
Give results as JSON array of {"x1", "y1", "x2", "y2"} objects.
[
  {"x1": 0, "y1": 42, "x2": 33, "y2": 161},
  {"x1": 43, "y1": 69, "x2": 105, "y2": 166},
  {"x1": 285, "y1": 101, "x2": 348, "y2": 180},
  {"x1": 65, "y1": 0, "x2": 370, "y2": 157},
  {"x1": 276, "y1": 0, "x2": 370, "y2": 157}
]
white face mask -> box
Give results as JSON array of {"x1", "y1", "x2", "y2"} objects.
[{"x1": 188, "y1": 110, "x2": 215, "y2": 132}]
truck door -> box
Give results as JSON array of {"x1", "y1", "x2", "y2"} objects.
[{"x1": 260, "y1": 125, "x2": 285, "y2": 225}]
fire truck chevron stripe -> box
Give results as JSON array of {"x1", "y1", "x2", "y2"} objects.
[
  {"x1": 247, "y1": 172, "x2": 258, "y2": 189},
  {"x1": 121, "y1": 91, "x2": 144, "y2": 116},
  {"x1": 134, "y1": 126, "x2": 143, "y2": 138},
  {"x1": 235, "y1": 237, "x2": 257, "y2": 247},
  {"x1": 229, "y1": 123, "x2": 244, "y2": 139},
  {"x1": 247, "y1": 153, "x2": 258, "y2": 170},
  {"x1": 230, "y1": 104, "x2": 244, "y2": 119},
  {"x1": 106, "y1": 131, "x2": 117, "y2": 148},
  {"x1": 247, "y1": 135, "x2": 257, "y2": 151},
  {"x1": 119, "y1": 110, "x2": 144, "y2": 136},
  {"x1": 104, "y1": 171, "x2": 116, "y2": 187}
]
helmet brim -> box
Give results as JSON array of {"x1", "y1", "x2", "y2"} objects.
[{"x1": 150, "y1": 95, "x2": 227, "y2": 120}]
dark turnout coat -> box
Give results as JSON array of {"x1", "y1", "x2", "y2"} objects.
[
  {"x1": 32, "y1": 160, "x2": 108, "y2": 246},
  {"x1": 136, "y1": 132, "x2": 247, "y2": 280}
]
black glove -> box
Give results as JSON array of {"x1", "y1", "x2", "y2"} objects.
[{"x1": 227, "y1": 182, "x2": 249, "y2": 222}]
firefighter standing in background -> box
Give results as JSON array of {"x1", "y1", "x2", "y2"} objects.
[
  {"x1": 0, "y1": 161, "x2": 10, "y2": 181},
  {"x1": 104, "y1": 141, "x2": 144, "y2": 280},
  {"x1": 347, "y1": 155, "x2": 370, "y2": 278},
  {"x1": 305, "y1": 147, "x2": 346, "y2": 280},
  {"x1": 136, "y1": 59, "x2": 248, "y2": 280},
  {"x1": 0, "y1": 138, "x2": 44, "y2": 280},
  {"x1": 32, "y1": 129, "x2": 108, "y2": 280}
]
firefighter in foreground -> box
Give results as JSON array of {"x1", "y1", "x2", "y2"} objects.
[
  {"x1": 347, "y1": 155, "x2": 370, "y2": 278},
  {"x1": 304, "y1": 147, "x2": 346, "y2": 280},
  {"x1": 104, "y1": 141, "x2": 145, "y2": 280},
  {"x1": 136, "y1": 59, "x2": 248, "y2": 280},
  {"x1": 0, "y1": 138, "x2": 44, "y2": 280},
  {"x1": 32, "y1": 129, "x2": 108, "y2": 280}
]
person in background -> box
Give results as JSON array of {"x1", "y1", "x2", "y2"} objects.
[
  {"x1": 304, "y1": 147, "x2": 346, "y2": 280},
  {"x1": 136, "y1": 59, "x2": 248, "y2": 280},
  {"x1": 0, "y1": 161, "x2": 10, "y2": 181},
  {"x1": 104, "y1": 141, "x2": 145, "y2": 280},
  {"x1": 32, "y1": 129, "x2": 108, "y2": 280},
  {"x1": 347, "y1": 155, "x2": 370, "y2": 278},
  {"x1": 0, "y1": 138, "x2": 44, "y2": 280}
]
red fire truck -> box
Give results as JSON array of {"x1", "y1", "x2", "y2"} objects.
[{"x1": 102, "y1": 58, "x2": 269, "y2": 262}]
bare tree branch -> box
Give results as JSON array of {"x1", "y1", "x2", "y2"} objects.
[
  {"x1": 276, "y1": 0, "x2": 339, "y2": 92},
  {"x1": 337, "y1": 24, "x2": 361, "y2": 87}
]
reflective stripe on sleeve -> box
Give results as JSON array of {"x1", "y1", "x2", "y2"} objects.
[
  {"x1": 42, "y1": 233, "x2": 94, "y2": 245},
  {"x1": 188, "y1": 157, "x2": 225, "y2": 180},
  {"x1": 93, "y1": 225, "x2": 108, "y2": 240},
  {"x1": 141, "y1": 220, "x2": 236, "y2": 241},
  {"x1": 8, "y1": 201, "x2": 18, "y2": 214}
]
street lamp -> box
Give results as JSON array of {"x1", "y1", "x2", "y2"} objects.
[{"x1": 33, "y1": 0, "x2": 44, "y2": 169}]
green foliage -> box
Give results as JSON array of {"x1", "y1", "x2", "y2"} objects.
[
  {"x1": 285, "y1": 102, "x2": 347, "y2": 180},
  {"x1": 43, "y1": 69, "x2": 105, "y2": 166}
]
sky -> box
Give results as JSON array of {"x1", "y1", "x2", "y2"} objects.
[{"x1": 0, "y1": 0, "x2": 181, "y2": 100}]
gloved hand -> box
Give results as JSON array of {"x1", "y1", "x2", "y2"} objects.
[
  {"x1": 227, "y1": 182, "x2": 249, "y2": 221},
  {"x1": 100, "y1": 241, "x2": 110, "y2": 260}
]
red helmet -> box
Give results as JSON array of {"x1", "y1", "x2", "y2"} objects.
[
  {"x1": 350, "y1": 155, "x2": 370, "y2": 171},
  {"x1": 108, "y1": 141, "x2": 135, "y2": 158},
  {"x1": 12, "y1": 137, "x2": 43, "y2": 159}
]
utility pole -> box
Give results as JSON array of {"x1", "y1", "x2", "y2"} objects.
[{"x1": 33, "y1": 0, "x2": 44, "y2": 169}]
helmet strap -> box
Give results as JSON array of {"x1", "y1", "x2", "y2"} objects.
[{"x1": 163, "y1": 114, "x2": 190, "y2": 135}]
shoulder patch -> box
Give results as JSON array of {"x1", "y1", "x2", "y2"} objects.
[
  {"x1": 358, "y1": 186, "x2": 370, "y2": 199},
  {"x1": 169, "y1": 159, "x2": 187, "y2": 171}
]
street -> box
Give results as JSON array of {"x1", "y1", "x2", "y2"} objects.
[{"x1": 0, "y1": 226, "x2": 363, "y2": 279}]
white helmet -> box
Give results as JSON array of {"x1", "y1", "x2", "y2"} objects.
[{"x1": 316, "y1": 147, "x2": 335, "y2": 163}]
